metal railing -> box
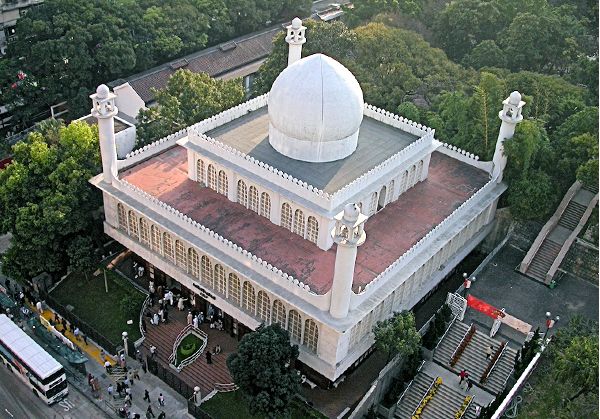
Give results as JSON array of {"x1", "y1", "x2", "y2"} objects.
[
  {"x1": 450, "y1": 323, "x2": 475, "y2": 367},
  {"x1": 410, "y1": 375, "x2": 440, "y2": 417},
  {"x1": 480, "y1": 342, "x2": 507, "y2": 384},
  {"x1": 396, "y1": 360, "x2": 426, "y2": 406}
]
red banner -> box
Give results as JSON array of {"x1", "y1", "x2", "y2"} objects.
[{"x1": 467, "y1": 295, "x2": 505, "y2": 319}]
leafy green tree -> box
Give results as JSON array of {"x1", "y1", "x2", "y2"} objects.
[
  {"x1": 137, "y1": 69, "x2": 245, "y2": 146},
  {"x1": 507, "y1": 169, "x2": 555, "y2": 221},
  {"x1": 224, "y1": 0, "x2": 311, "y2": 36},
  {"x1": 396, "y1": 102, "x2": 421, "y2": 121},
  {"x1": 66, "y1": 236, "x2": 98, "y2": 280},
  {"x1": 462, "y1": 40, "x2": 506, "y2": 69},
  {"x1": 577, "y1": 158, "x2": 599, "y2": 190},
  {"x1": 343, "y1": 0, "x2": 424, "y2": 28},
  {"x1": 373, "y1": 311, "x2": 421, "y2": 362},
  {"x1": 0, "y1": 121, "x2": 102, "y2": 281},
  {"x1": 227, "y1": 323, "x2": 301, "y2": 418}
]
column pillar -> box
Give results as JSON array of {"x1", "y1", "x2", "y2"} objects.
[
  {"x1": 91, "y1": 84, "x2": 119, "y2": 185},
  {"x1": 285, "y1": 18, "x2": 306, "y2": 67},
  {"x1": 492, "y1": 91, "x2": 525, "y2": 182}
]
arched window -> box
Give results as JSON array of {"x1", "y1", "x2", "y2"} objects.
[
  {"x1": 248, "y1": 186, "x2": 259, "y2": 213},
  {"x1": 281, "y1": 203, "x2": 293, "y2": 231},
  {"x1": 368, "y1": 192, "x2": 378, "y2": 215},
  {"x1": 408, "y1": 164, "x2": 417, "y2": 187},
  {"x1": 218, "y1": 170, "x2": 228, "y2": 195},
  {"x1": 387, "y1": 180, "x2": 395, "y2": 203},
  {"x1": 189, "y1": 249, "x2": 200, "y2": 279},
  {"x1": 287, "y1": 310, "x2": 302, "y2": 342},
  {"x1": 416, "y1": 160, "x2": 424, "y2": 181},
  {"x1": 175, "y1": 240, "x2": 186, "y2": 268},
  {"x1": 117, "y1": 204, "x2": 127, "y2": 231},
  {"x1": 399, "y1": 170, "x2": 409, "y2": 193},
  {"x1": 228, "y1": 273, "x2": 241, "y2": 306},
  {"x1": 139, "y1": 218, "x2": 150, "y2": 246},
  {"x1": 257, "y1": 291, "x2": 271, "y2": 324},
  {"x1": 163, "y1": 233, "x2": 174, "y2": 261},
  {"x1": 272, "y1": 300, "x2": 286, "y2": 326},
  {"x1": 293, "y1": 209, "x2": 305, "y2": 236},
  {"x1": 237, "y1": 180, "x2": 248, "y2": 207},
  {"x1": 303, "y1": 319, "x2": 319, "y2": 353},
  {"x1": 260, "y1": 192, "x2": 271, "y2": 218},
  {"x1": 196, "y1": 159, "x2": 205, "y2": 183},
  {"x1": 128, "y1": 211, "x2": 139, "y2": 239},
  {"x1": 306, "y1": 216, "x2": 318, "y2": 244},
  {"x1": 151, "y1": 225, "x2": 161, "y2": 253},
  {"x1": 207, "y1": 165, "x2": 217, "y2": 190},
  {"x1": 242, "y1": 282, "x2": 256, "y2": 313},
  {"x1": 214, "y1": 265, "x2": 226, "y2": 295},
  {"x1": 201, "y1": 256, "x2": 212, "y2": 287}
]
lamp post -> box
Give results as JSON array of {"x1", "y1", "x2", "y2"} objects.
[
  {"x1": 543, "y1": 312, "x2": 559, "y2": 340},
  {"x1": 193, "y1": 386, "x2": 201, "y2": 405},
  {"x1": 122, "y1": 331, "x2": 129, "y2": 356}
]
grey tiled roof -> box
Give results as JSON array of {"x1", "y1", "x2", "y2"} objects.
[{"x1": 115, "y1": 27, "x2": 281, "y2": 104}]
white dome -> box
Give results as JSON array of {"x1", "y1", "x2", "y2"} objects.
[
  {"x1": 343, "y1": 203, "x2": 360, "y2": 222},
  {"x1": 268, "y1": 54, "x2": 364, "y2": 163},
  {"x1": 508, "y1": 91, "x2": 521, "y2": 105}
]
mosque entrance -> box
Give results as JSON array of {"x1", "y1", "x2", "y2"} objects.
[{"x1": 377, "y1": 185, "x2": 387, "y2": 211}]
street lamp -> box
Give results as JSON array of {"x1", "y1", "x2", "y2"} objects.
[
  {"x1": 193, "y1": 386, "x2": 201, "y2": 405},
  {"x1": 543, "y1": 312, "x2": 559, "y2": 340},
  {"x1": 122, "y1": 331, "x2": 129, "y2": 356}
]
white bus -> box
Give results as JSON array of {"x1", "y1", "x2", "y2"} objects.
[{"x1": 0, "y1": 314, "x2": 68, "y2": 404}]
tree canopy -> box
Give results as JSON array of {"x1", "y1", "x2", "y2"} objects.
[
  {"x1": 136, "y1": 69, "x2": 245, "y2": 146},
  {"x1": 373, "y1": 311, "x2": 421, "y2": 362},
  {"x1": 227, "y1": 323, "x2": 301, "y2": 418},
  {"x1": 0, "y1": 120, "x2": 102, "y2": 281}
]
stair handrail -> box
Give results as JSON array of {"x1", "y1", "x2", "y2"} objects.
[
  {"x1": 168, "y1": 323, "x2": 194, "y2": 364},
  {"x1": 396, "y1": 360, "x2": 426, "y2": 406},
  {"x1": 139, "y1": 294, "x2": 151, "y2": 338},
  {"x1": 480, "y1": 342, "x2": 507, "y2": 384},
  {"x1": 546, "y1": 191, "x2": 599, "y2": 283},
  {"x1": 450, "y1": 324, "x2": 476, "y2": 367},
  {"x1": 433, "y1": 314, "x2": 458, "y2": 357},
  {"x1": 519, "y1": 181, "x2": 581, "y2": 273},
  {"x1": 411, "y1": 376, "x2": 442, "y2": 418},
  {"x1": 454, "y1": 395, "x2": 475, "y2": 419}
]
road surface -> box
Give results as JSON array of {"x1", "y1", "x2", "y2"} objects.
[{"x1": 0, "y1": 365, "x2": 57, "y2": 419}]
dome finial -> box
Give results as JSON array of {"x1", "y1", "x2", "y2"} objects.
[{"x1": 285, "y1": 17, "x2": 306, "y2": 67}]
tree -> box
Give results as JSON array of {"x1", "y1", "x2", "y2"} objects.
[
  {"x1": 136, "y1": 69, "x2": 245, "y2": 146},
  {"x1": 227, "y1": 324, "x2": 301, "y2": 418},
  {"x1": 0, "y1": 121, "x2": 102, "y2": 281},
  {"x1": 507, "y1": 169, "x2": 555, "y2": 221},
  {"x1": 462, "y1": 40, "x2": 506, "y2": 69},
  {"x1": 373, "y1": 311, "x2": 421, "y2": 362},
  {"x1": 343, "y1": 0, "x2": 424, "y2": 28},
  {"x1": 66, "y1": 236, "x2": 98, "y2": 280}
]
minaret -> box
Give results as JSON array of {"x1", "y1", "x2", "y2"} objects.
[
  {"x1": 329, "y1": 203, "x2": 368, "y2": 319},
  {"x1": 91, "y1": 84, "x2": 119, "y2": 184},
  {"x1": 285, "y1": 17, "x2": 306, "y2": 67},
  {"x1": 491, "y1": 91, "x2": 525, "y2": 182}
]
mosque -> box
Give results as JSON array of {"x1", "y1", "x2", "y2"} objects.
[{"x1": 90, "y1": 18, "x2": 524, "y2": 386}]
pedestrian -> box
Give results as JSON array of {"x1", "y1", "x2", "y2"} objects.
[
  {"x1": 74, "y1": 327, "x2": 80, "y2": 340},
  {"x1": 105, "y1": 360, "x2": 112, "y2": 373},
  {"x1": 61, "y1": 317, "x2": 67, "y2": 331},
  {"x1": 158, "y1": 308, "x2": 164, "y2": 323},
  {"x1": 133, "y1": 368, "x2": 140, "y2": 380},
  {"x1": 54, "y1": 313, "x2": 60, "y2": 323},
  {"x1": 125, "y1": 386, "x2": 132, "y2": 400},
  {"x1": 177, "y1": 297, "x2": 186, "y2": 311},
  {"x1": 214, "y1": 345, "x2": 221, "y2": 355},
  {"x1": 124, "y1": 394, "x2": 131, "y2": 407},
  {"x1": 116, "y1": 382, "x2": 123, "y2": 396},
  {"x1": 474, "y1": 405, "x2": 481, "y2": 416},
  {"x1": 143, "y1": 389, "x2": 151, "y2": 402},
  {"x1": 146, "y1": 405, "x2": 155, "y2": 418},
  {"x1": 466, "y1": 378, "x2": 473, "y2": 391},
  {"x1": 142, "y1": 318, "x2": 147, "y2": 333},
  {"x1": 187, "y1": 311, "x2": 193, "y2": 325},
  {"x1": 136, "y1": 350, "x2": 143, "y2": 363},
  {"x1": 166, "y1": 290, "x2": 174, "y2": 306},
  {"x1": 192, "y1": 315, "x2": 198, "y2": 329},
  {"x1": 157, "y1": 412, "x2": 165, "y2": 419},
  {"x1": 82, "y1": 333, "x2": 88, "y2": 345},
  {"x1": 108, "y1": 384, "x2": 114, "y2": 398},
  {"x1": 158, "y1": 393, "x2": 165, "y2": 407},
  {"x1": 69, "y1": 322, "x2": 75, "y2": 334},
  {"x1": 36, "y1": 301, "x2": 43, "y2": 313},
  {"x1": 152, "y1": 312, "x2": 159, "y2": 326},
  {"x1": 150, "y1": 345, "x2": 157, "y2": 358},
  {"x1": 100, "y1": 348, "x2": 106, "y2": 361},
  {"x1": 163, "y1": 307, "x2": 169, "y2": 323},
  {"x1": 206, "y1": 351, "x2": 212, "y2": 364},
  {"x1": 458, "y1": 369, "x2": 468, "y2": 384},
  {"x1": 128, "y1": 370, "x2": 135, "y2": 386},
  {"x1": 486, "y1": 345, "x2": 494, "y2": 360}
]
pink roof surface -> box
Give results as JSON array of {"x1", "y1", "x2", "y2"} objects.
[{"x1": 121, "y1": 146, "x2": 488, "y2": 294}]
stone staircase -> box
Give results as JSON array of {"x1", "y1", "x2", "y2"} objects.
[
  {"x1": 527, "y1": 239, "x2": 562, "y2": 282},
  {"x1": 394, "y1": 371, "x2": 481, "y2": 419},
  {"x1": 433, "y1": 321, "x2": 516, "y2": 395},
  {"x1": 557, "y1": 201, "x2": 587, "y2": 231}
]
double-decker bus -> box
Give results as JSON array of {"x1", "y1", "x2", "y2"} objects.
[{"x1": 0, "y1": 314, "x2": 68, "y2": 404}]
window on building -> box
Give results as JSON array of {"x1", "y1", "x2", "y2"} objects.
[
  {"x1": 218, "y1": 170, "x2": 228, "y2": 195},
  {"x1": 368, "y1": 192, "x2": 378, "y2": 216},
  {"x1": 151, "y1": 225, "x2": 161, "y2": 253},
  {"x1": 293, "y1": 209, "x2": 305, "y2": 237},
  {"x1": 228, "y1": 273, "x2": 241, "y2": 306},
  {"x1": 281, "y1": 203, "x2": 293, "y2": 231},
  {"x1": 272, "y1": 300, "x2": 286, "y2": 326},
  {"x1": 416, "y1": 160, "x2": 424, "y2": 181},
  {"x1": 196, "y1": 159, "x2": 205, "y2": 184},
  {"x1": 257, "y1": 291, "x2": 270, "y2": 324},
  {"x1": 207, "y1": 165, "x2": 217, "y2": 190},
  {"x1": 387, "y1": 180, "x2": 395, "y2": 203},
  {"x1": 139, "y1": 218, "x2": 150, "y2": 246},
  {"x1": 117, "y1": 203, "x2": 127, "y2": 231},
  {"x1": 128, "y1": 211, "x2": 139, "y2": 239},
  {"x1": 214, "y1": 264, "x2": 226, "y2": 295},
  {"x1": 399, "y1": 170, "x2": 409, "y2": 193},
  {"x1": 242, "y1": 282, "x2": 256, "y2": 314},
  {"x1": 163, "y1": 233, "x2": 174, "y2": 261},
  {"x1": 189, "y1": 249, "x2": 200, "y2": 278},
  {"x1": 303, "y1": 319, "x2": 319, "y2": 353},
  {"x1": 260, "y1": 192, "x2": 271, "y2": 218},
  {"x1": 307, "y1": 216, "x2": 318, "y2": 243},
  {"x1": 287, "y1": 310, "x2": 302, "y2": 342},
  {"x1": 237, "y1": 180, "x2": 248, "y2": 207},
  {"x1": 175, "y1": 240, "x2": 186, "y2": 268},
  {"x1": 248, "y1": 186, "x2": 259, "y2": 213},
  {"x1": 408, "y1": 165, "x2": 417, "y2": 187},
  {"x1": 201, "y1": 256, "x2": 213, "y2": 287}
]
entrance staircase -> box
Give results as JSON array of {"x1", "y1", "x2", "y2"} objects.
[
  {"x1": 433, "y1": 321, "x2": 516, "y2": 395},
  {"x1": 520, "y1": 181, "x2": 598, "y2": 284},
  {"x1": 394, "y1": 371, "x2": 481, "y2": 419}
]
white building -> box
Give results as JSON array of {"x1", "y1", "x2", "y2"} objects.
[
  {"x1": 0, "y1": 0, "x2": 43, "y2": 55},
  {"x1": 91, "y1": 18, "x2": 524, "y2": 386}
]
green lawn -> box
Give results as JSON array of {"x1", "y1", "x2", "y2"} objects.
[
  {"x1": 50, "y1": 269, "x2": 146, "y2": 344},
  {"x1": 201, "y1": 391, "x2": 326, "y2": 419},
  {"x1": 174, "y1": 333, "x2": 205, "y2": 367}
]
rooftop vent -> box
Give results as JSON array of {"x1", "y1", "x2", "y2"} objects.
[{"x1": 219, "y1": 42, "x2": 237, "y2": 52}]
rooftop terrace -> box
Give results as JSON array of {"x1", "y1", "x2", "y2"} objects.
[
  {"x1": 121, "y1": 146, "x2": 489, "y2": 294},
  {"x1": 203, "y1": 107, "x2": 420, "y2": 193}
]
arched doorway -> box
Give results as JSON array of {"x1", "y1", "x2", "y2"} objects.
[{"x1": 377, "y1": 186, "x2": 387, "y2": 211}]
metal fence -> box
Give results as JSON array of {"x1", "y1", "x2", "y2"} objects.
[{"x1": 146, "y1": 356, "x2": 195, "y2": 398}]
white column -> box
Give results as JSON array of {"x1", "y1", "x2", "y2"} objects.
[
  {"x1": 286, "y1": 18, "x2": 306, "y2": 67},
  {"x1": 91, "y1": 85, "x2": 119, "y2": 185},
  {"x1": 492, "y1": 91, "x2": 525, "y2": 182}
]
